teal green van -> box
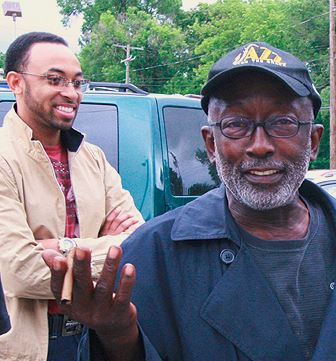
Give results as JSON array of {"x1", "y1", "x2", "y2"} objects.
[{"x1": 0, "y1": 83, "x2": 219, "y2": 220}]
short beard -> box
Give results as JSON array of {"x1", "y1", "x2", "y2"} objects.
[
  {"x1": 214, "y1": 139, "x2": 311, "y2": 210},
  {"x1": 24, "y1": 82, "x2": 75, "y2": 131}
]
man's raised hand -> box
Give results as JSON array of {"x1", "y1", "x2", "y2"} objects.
[{"x1": 42, "y1": 246, "x2": 141, "y2": 360}]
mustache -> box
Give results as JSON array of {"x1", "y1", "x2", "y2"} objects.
[{"x1": 239, "y1": 160, "x2": 285, "y2": 171}]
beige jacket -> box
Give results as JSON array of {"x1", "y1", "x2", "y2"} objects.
[{"x1": 0, "y1": 108, "x2": 144, "y2": 361}]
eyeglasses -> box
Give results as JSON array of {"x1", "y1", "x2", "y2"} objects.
[
  {"x1": 19, "y1": 72, "x2": 90, "y2": 92},
  {"x1": 209, "y1": 117, "x2": 312, "y2": 139}
]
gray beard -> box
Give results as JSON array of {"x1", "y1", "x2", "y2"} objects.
[{"x1": 214, "y1": 139, "x2": 311, "y2": 210}]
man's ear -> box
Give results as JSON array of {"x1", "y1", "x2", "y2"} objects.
[
  {"x1": 310, "y1": 124, "x2": 324, "y2": 161},
  {"x1": 6, "y1": 71, "x2": 24, "y2": 95},
  {"x1": 201, "y1": 126, "x2": 216, "y2": 163}
]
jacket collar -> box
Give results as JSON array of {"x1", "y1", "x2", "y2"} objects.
[
  {"x1": 171, "y1": 179, "x2": 336, "y2": 245},
  {"x1": 4, "y1": 105, "x2": 84, "y2": 153},
  {"x1": 171, "y1": 185, "x2": 242, "y2": 246}
]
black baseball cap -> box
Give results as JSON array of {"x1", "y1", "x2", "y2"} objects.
[{"x1": 201, "y1": 42, "x2": 321, "y2": 118}]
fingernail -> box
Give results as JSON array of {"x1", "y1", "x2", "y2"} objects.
[
  {"x1": 76, "y1": 248, "x2": 86, "y2": 260},
  {"x1": 108, "y1": 246, "x2": 120, "y2": 259},
  {"x1": 124, "y1": 264, "x2": 134, "y2": 276}
]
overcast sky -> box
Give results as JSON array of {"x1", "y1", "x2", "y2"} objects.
[{"x1": 0, "y1": 0, "x2": 216, "y2": 54}]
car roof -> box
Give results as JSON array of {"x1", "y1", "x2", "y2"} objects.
[
  {"x1": 0, "y1": 80, "x2": 203, "y2": 106},
  {"x1": 305, "y1": 169, "x2": 336, "y2": 181}
]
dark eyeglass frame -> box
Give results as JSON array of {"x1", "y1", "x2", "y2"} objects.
[
  {"x1": 209, "y1": 117, "x2": 313, "y2": 139},
  {"x1": 18, "y1": 72, "x2": 90, "y2": 93}
]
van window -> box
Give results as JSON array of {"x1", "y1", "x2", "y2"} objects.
[
  {"x1": 0, "y1": 102, "x2": 118, "y2": 169},
  {"x1": 0, "y1": 101, "x2": 13, "y2": 126},
  {"x1": 75, "y1": 103, "x2": 118, "y2": 169},
  {"x1": 163, "y1": 106, "x2": 220, "y2": 196}
]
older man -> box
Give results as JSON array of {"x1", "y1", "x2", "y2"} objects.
[{"x1": 44, "y1": 42, "x2": 336, "y2": 361}]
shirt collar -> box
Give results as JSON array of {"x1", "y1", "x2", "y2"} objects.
[{"x1": 60, "y1": 127, "x2": 84, "y2": 152}]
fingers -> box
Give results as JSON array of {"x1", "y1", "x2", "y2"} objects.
[
  {"x1": 42, "y1": 249, "x2": 63, "y2": 268},
  {"x1": 112, "y1": 216, "x2": 139, "y2": 235},
  {"x1": 54, "y1": 247, "x2": 94, "y2": 322},
  {"x1": 94, "y1": 246, "x2": 122, "y2": 309},
  {"x1": 100, "y1": 207, "x2": 139, "y2": 236},
  {"x1": 113, "y1": 263, "x2": 136, "y2": 313},
  {"x1": 42, "y1": 249, "x2": 68, "y2": 302},
  {"x1": 72, "y1": 248, "x2": 95, "y2": 300},
  {"x1": 94, "y1": 249, "x2": 136, "y2": 323},
  {"x1": 39, "y1": 238, "x2": 60, "y2": 251},
  {"x1": 100, "y1": 207, "x2": 122, "y2": 236},
  {"x1": 43, "y1": 247, "x2": 138, "y2": 339}
]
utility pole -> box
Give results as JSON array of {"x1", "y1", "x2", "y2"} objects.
[
  {"x1": 113, "y1": 44, "x2": 144, "y2": 84},
  {"x1": 330, "y1": 0, "x2": 336, "y2": 167}
]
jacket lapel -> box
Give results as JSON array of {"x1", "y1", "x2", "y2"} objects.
[
  {"x1": 312, "y1": 286, "x2": 336, "y2": 360},
  {"x1": 200, "y1": 246, "x2": 304, "y2": 361}
]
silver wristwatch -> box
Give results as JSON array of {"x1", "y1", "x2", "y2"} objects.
[{"x1": 58, "y1": 237, "x2": 77, "y2": 257}]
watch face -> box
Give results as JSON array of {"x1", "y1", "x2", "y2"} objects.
[{"x1": 62, "y1": 238, "x2": 75, "y2": 250}]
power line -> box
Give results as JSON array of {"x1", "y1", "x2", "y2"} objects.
[
  {"x1": 131, "y1": 54, "x2": 205, "y2": 72},
  {"x1": 297, "y1": 10, "x2": 331, "y2": 26}
]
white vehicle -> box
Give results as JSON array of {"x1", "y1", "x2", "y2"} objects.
[{"x1": 306, "y1": 169, "x2": 336, "y2": 198}]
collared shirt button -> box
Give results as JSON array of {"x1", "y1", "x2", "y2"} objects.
[{"x1": 220, "y1": 249, "x2": 235, "y2": 264}]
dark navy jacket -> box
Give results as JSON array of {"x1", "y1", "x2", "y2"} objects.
[
  {"x1": 0, "y1": 278, "x2": 10, "y2": 335},
  {"x1": 84, "y1": 181, "x2": 336, "y2": 361}
]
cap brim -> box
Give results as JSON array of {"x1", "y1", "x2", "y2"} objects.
[{"x1": 201, "y1": 65, "x2": 311, "y2": 114}]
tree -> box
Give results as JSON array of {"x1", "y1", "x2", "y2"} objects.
[
  {"x1": 279, "y1": 0, "x2": 329, "y2": 168},
  {"x1": 57, "y1": 0, "x2": 183, "y2": 35},
  {"x1": 79, "y1": 8, "x2": 187, "y2": 92},
  {"x1": 182, "y1": 0, "x2": 249, "y2": 94},
  {"x1": 185, "y1": 0, "x2": 330, "y2": 167},
  {"x1": 312, "y1": 87, "x2": 331, "y2": 168},
  {"x1": 59, "y1": 0, "x2": 331, "y2": 167},
  {"x1": 0, "y1": 52, "x2": 5, "y2": 70}
]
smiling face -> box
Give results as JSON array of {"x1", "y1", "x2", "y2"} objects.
[
  {"x1": 202, "y1": 72, "x2": 323, "y2": 211},
  {"x1": 7, "y1": 42, "x2": 84, "y2": 145}
]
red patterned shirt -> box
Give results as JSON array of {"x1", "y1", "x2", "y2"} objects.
[
  {"x1": 44, "y1": 143, "x2": 78, "y2": 314},
  {"x1": 44, "y1": 144, "x2": 78, "y2": 238}
]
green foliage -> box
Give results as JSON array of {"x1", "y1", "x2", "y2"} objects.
[
  {"x1": 189, "y1": 0, "x2": 329, "y2": 95},
  {"x1": 310, "y1": 87, "x2": 331, "y2": 169},
  {"x1": 0, "y1": 52, "x2": 4, "y2": 69},
  {"x1": 79, "y1": 8, "x2": 187, "y2": 91},
  {"x1": 59, "y1": 0, "x2": 332, "y2": 167},
  {"x1": 283, "y1": 0, "x2": 329, "y2": 92},
  {"x1": 190, "y1": 0, "x2": 249, "y2": 92},
  {"x1": 57, "y1": 0, "x2": 183, "y2": 34}
]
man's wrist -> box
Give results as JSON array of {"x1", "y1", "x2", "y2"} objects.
[{"x1": 95, "y1": 327, "x2": 141, "y2": 361}]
